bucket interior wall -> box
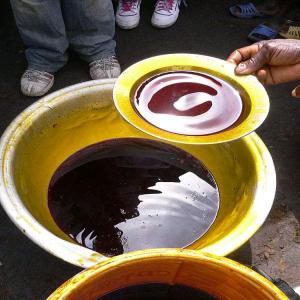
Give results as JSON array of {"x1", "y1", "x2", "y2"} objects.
[{"x1": 9, "y1": 82, "x2": 268, "y2": 254}]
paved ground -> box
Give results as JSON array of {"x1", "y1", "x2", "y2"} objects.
[{"x1": 0, "y1": 0, "x2": 299, "y2": 299}]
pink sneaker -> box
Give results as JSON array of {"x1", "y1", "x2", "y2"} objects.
[
  {"x1": 151, "y1": 0, "x2": 182, "y2": 28},
  {"x1": 116, "y1": 0, "x2": 142, "y2": 29}
]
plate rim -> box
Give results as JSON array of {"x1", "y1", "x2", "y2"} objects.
[{"x1": 113, "y1": 53, "x2": 269, "y2": 144}]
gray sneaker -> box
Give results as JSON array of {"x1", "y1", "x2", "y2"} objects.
[
  {"x1": 21, "y1": 69, "x2": 54, "y2": 97},
  {"x1": 89, "y1": 56, "x2": 121, "y2": 80}
]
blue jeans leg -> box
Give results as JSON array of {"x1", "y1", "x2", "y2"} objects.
[
  {"x1": 61, "y1": 0, "x2": 116, "y2": 63},
  {"x1": 10, "y1": 0, "x2": 69, "y2": 73}
]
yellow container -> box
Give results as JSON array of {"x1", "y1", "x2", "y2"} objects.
[
  {"x1": 47, "y1": 249, "x2": 287, "y2": 300},
  {"x1": 0, "y1": 79, "x2": 276, "y2": 267},
  {"x1": 114, "y1": 54, "x2": 269, "y2": 144}
]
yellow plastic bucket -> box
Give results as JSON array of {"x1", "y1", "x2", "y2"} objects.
[
  {"x1": 0, "y1": 79, "x2": 276, "y2": 267},
  {"x1": 47, "y1": 249, "x2": 287, "y2": 300}
]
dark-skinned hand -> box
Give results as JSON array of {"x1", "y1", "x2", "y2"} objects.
[{"x1": 227, "y1": 39, "x2": 300, "y2": 98}]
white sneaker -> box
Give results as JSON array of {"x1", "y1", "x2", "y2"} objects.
[
  {"x1": 151, "y1": 0, "x2": 182, "y2": 28},
  {"x1": 116, "y1": 0, "x2": 142, "y2": 29},
  {"x1": 89, "y1": 56, "x2": 121, "y2": 80},
  {"x1": 21, "y1": 69, "x2": 54, "y2": 97}
]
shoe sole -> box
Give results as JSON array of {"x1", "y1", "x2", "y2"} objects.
[
  {"x1": 116, "y1": 17, "x2": 140, "y2": 30},
  {"x1": 21, "y1": 77, "x2": 54, "y2": 97},
  {"x1": 89, "y1": 67, "x2": 122, "y2": 80},
  {"x1": 151, "y1": 18, "x2": 178, "y2": 29}
]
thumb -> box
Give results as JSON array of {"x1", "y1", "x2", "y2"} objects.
[
  {"x1": 235, "y1": 46, "x2": 269, "y2": 75},
  {"x1": 292, "y1": 85, "x2": 300, "y2": 98}
]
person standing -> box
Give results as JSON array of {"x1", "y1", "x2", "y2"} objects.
[{"x1": 10, "y1": 0, "x2": 121, "y2": 97}]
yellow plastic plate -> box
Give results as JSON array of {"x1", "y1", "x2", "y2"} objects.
[{"x1": 113, "y1": 54, "x2": 269, "y2": 144}]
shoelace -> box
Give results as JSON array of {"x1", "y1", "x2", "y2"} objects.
[
  {"x1": 155, "y1": 0, "x2": 187, "y2": 12},
  {"x1": 23, "y1": 70, "x2": 52, "y2": 83},
  {"x1": 120, "y1": 0, "x2": 139, "y2": 12},
  {"x1": 156, "y1": 0, "x2": 176, "y2": 12},
  {"x1": 91, "y1": 57, "x2": 118, "y2": 70}
]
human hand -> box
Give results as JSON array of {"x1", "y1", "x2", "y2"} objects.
[{"x1": 227, "y1": 39, "x2": 300, "y2": 98}]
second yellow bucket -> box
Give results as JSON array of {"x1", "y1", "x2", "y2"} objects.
[{"x1": 47, "y1": 249, "x2": 287, "y2": 300}]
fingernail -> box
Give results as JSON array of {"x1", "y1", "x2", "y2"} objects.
[
  {"x1": 292, "y1": 88, "x2": 298, "y2": 97},
  {"x1": 291, "y1": 88, "x2": 300, "y2": 98},
  {"x1": 236, "y1": 63, "x2": 246, "y2": 74}
]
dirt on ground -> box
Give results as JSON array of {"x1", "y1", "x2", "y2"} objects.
[{"x1": 251, "y1": 202, "x2": 300, "y2": 288}]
